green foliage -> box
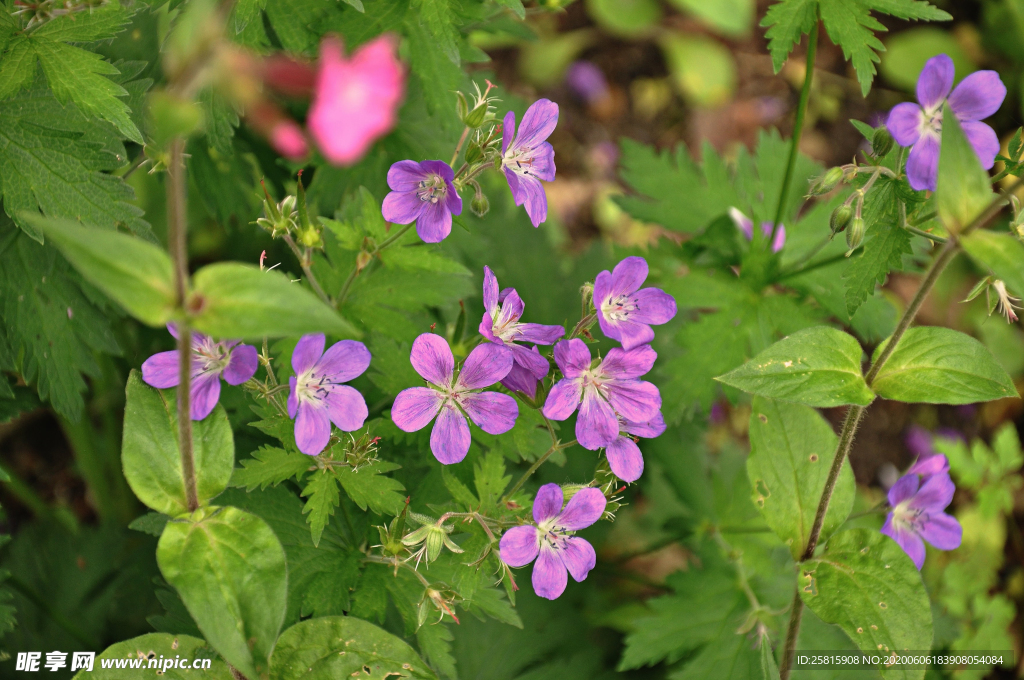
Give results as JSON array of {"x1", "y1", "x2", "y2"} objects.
[
  {"x1": 230, "y1": 446, "x2": 311, "y2": 492},
  {"x1": 336, "y1": 460, "x2": 407, "y2": 516},
  {"x1": 870, "y1": 327, "x2": 1018, "y2": 404},
  {"x1": 716, "y1": 326, "x2": 875, "y2": 407},
  {"x1": 121, "y1": 371, "x2": 235, "y2": 516},
  {"x1": 300, "y1": 468, "x2": 341, "y2": 548},
  {"x1": 937, "y1": 104, "x2": 994, "y2": 230},
  {"x1": 79, "y1": 633, "x2": 232, "y2": 679},
  {"x1": 962, "y1": 230, "x2": 1024, "y2": 298},
  {"x1": 843, "y1": 221, "x2": 913, "y2": 317},
  {"x1": 157, "y1": 506, "x2": 287, "y2": 680}
]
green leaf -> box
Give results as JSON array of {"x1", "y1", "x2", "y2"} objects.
[
  {"x1": 76, "y1": 633, "x2": 234, "y2": 679},
  {"x1": 411, "y1": 0, "x2": 460, "y2": 64},
  {"x1": 190, "y1": 262, "x2": 360, "y2": 340},
  {"x1": 843, "y1": 221, "x2": 913, "y2": 317},
  {"x1": 760, "y1": 637, "x2": 781, "y2": 680},
  {"x1": 417, "y1": 623, "x2": 457, "y2": 680},
  {"x1": 128, "y1": 512, "x2": 170, "y2": 536},
  {"x1": 232, "y1": 0, "x2": 267, "y2": 33},
  {"x1": 270, "y1": 615, "x2": 437, "y2": 679},
  {"x1": 761, "y1": 0, "x2": 818, "y2": 72},
  {"x1": 937, "y1": 103, "x2": 994, "y2": 230},
  {"x1": 819, "y1": 0, "x2": 886, "y2": 97},
  {"x1": 870, "y1": 327, "x2": 1018, "y2": 403},
  {"x1": 0, "y1": 39, "x2": 38, "y2": 100},
  {"x1": 670, "y1": 0, "x2": 754, "y2": 37},
  {"x1": 748, "y1": 398, "x2": 855, "y2": 559},
  {"x1": 336, "y1": 460, "x2": 406, "y2": 516},
  {"x1": 473, "y1": 451, "x2": 510, "y2": 511},
  {"x1": 34, "y1": 1, "x2": 132, "y2": 41},
  {"x1": 301, "y1": 468, "x2": 340, "y2": 547},
  {"x1": 800, "y1": 529, "x2": 932, "y2": 680},
  {"x1": 716, "y1": 326, "x2": 875, "y2": 407},
  {"x1": 157, "y1": 506, "x2": 287, "y2": 680},
  {"x1": 961, "y1": 230, "x2": 1024, "y2": 297},
  {"x1": 230, "y1": 445, "x2": 311, "y2": 491},
  {"x1": 122, "y1": 370, "x2": 235, "y2": 516},
  {"x1": 26, "y1": 215, "x2": 175, "y2": 326},
  {"x1": 494, "y1": 0, "x2": 526, "y2": 19},
  {"x1": 866, "y1": 0, "x2": 950, "y2": 22}
]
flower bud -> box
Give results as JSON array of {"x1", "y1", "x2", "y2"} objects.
[
  {"x1": 355, "y1": 250, "x2": 373, "y2": 272},
  {"x1": 298, "y1": 227, "x2": 321, "y2": 248},
  {"x1": 846, "y1": 217, "x2": 865, "y2": 252},
  {"x1": 871, "y1": 126, "x2": 894, "y2": 157},
  {"x1": 829, "y1": 204, "x2": 853, "y2": 235},
  {"x1": 464, "y1": 140, "x2": 484, "y2": 164},
  {"x1": 809, "y1": 167, "x2": 844, "y2": 196},
  {"x1": 470, "y1": 192, "x2": 489, "y2": 217}
]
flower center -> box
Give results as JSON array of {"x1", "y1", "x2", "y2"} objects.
[
  {"x1": 535, "y1": 518, "x2": 572, "y2": 549},
  {"x1": 491, "y1": 304, "x2": 521, "y2": 341},
  {"x1": 503, "y1": 147, "x2": 537, "y2": 178},
  {"x1": 192, "y1": 339, "x2": 231, "y2": 377},
  {"x1": 296, "y1": 368, "x2": 337, "y2": 405},
  {"x1": 601, "y1": 293, "x2": 638, "y2": 322},
  {"x1": 920, "y1": 106, "x2": 943, "y2": 137},
  {"x1": 892, "y1": 501, "x2": 926, "y2": 534},
  {"x1": 417, "y1": 174, "x2": 447, "y2": 204}
]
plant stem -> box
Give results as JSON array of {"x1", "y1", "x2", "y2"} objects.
[
  {"x1": 335, "y1": 223, "x2": 415, "y2": 308},
  {"x1": 779, "y1": 591, "x2": 804, "y2": 680},
  {"x1": 450, "y1": 127, "x2": 470, "y2": 167},
  {"x1": 769, "y1": 15, "x2": 818, "y2": 248},
  {"x1": 503, "y1": 435, "x2": 577, "y2": 502},
  {"x1": 168, "y1": 137, "x2": 199, "y2": 513},
  {"x1": 282, "y1": 234, "x2": 332, "y2": 307},
  {"x1": 904, "y1": 225, "x2": 946, "y2": 243}
]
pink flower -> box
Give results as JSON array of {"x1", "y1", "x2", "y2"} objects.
[
  {"x1": 271, "y1": 121, "x2": 309, "y2": 160},
  {"x1": 308, "y1": 35, "x2": 405, "y2": 166}
]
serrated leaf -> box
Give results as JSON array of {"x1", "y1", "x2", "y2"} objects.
[
  {"x1": 34, "y1": 1, "x2": 132, "y2": 41},
  {"x1": 442, "y1": 467, "x2": 479, "y2": 509},
  {"x1": 417, "y1": 624, "x2": 457, "y2": 680},
  {"x1": 232, "y1": 0, "x2": 267, "y2": 33},
  {"x1": 761, "y1": 0, "x2": 818, "y2": 72},
  {"x1": 0, "y1": 39, "x2": 38, "y2": 100},
  {"x1": 411, "y1": 0, "x2": 460, "y2": 64},
  {"x1": 870, "y1": 326, "x2": 1018, "y2": 403},
  {"x1": 819, "y1": 0, "x2": 886, "y2": 97},
  {"x1": 800, "y1": 529, "x2": 932, "y2": 680},
  {"x1": 301, "y1": 552, "x2": 362, "y2": 617},
  {"x1": 937, "y1": 103, "x2": 994, "y2": 229},
  {"x1": 843, "y1": 222, "x2": 913, "y2": 316},
  {"x1": 336, "y1": 460, "x2": 406, "y2": 516},
  {"x1": 301, "y1": 469, "x2": 340, "y2": 547},
  {"x1": 230, "y1": 446, "x2": 311, "y2": 491},
  {"x1": 716, "y1": 326, "x2": 875, "y2": 407},
  {"x1": 865, "y1": 0, "x2": 950, "y2": 21},
  {"x1": 494, "y1": 0, "x2": 526, "y2": 19},
  {"x1": 473, "y1": 451, "x2": 510, "y2": 511}
]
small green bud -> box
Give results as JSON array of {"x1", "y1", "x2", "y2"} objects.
[
  {"x1": 846, "y1": 217, "x2": 865, "y2": 252},
  {"x1": 829, "y1": 204, "x2": 853, "y2": 235},
  {"x1": 871, "y1": 126, "x2": 894, "y2": 157},
  {"x1": 455, "y1": 91, "x2": 469, "y2": 122},
  {"x1": 810, "y1": 166, "x2": 844, "y2": 196},
  {"x1": 464, "y1": 141, "x2": 484, "y2": 164},
  {"x1": 493, "y1": 154, "x2": 504, "y2": 172},
  {"x1": 463, "y1": 101, "x2": 489, "y2": 128},
  {"x1": 470, "y1": 192, "x2": 489, "y2": 217}
]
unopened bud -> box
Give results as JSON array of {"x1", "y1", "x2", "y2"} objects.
[
  {"x1": 470, "y1": 192, "x2": 489, "y2": 217},
  {"x1": 871, "y1": 127, "x2": 894, "y2": 157},
  {"x1": 463, "y1": 101, "x2": 489, "y2": 129},
  {"x1": 810, "y1": 167, "x2": 844, "y2": 196},
  {"x1": 298, "y1": 227, "x2": 321, "y2": 248},
  {"x1": 830, "y1": 204, "x2": 853, "y2": 235},
  {"x1": 356, "y1": 250, "x2": 372, "y2": 272},
  {"x1": 846, "y1": 217, "x2": 865, "y2": 252},
  {"x1": 464, "y1": 141, "x2": 484, "y2": 164}
]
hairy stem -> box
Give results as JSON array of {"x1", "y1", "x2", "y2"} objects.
[
  {"x1": 769, "y1": 16, "x2": 818, "y2": 248},
  {"x1": 450, "y1": 127, "x2": 470, "y2": 167},
  {"x1": 336, "y1": 223, "x2": 415, "y2": 309},
  {"x1": 168, "y1": 138, "x2": 199, "y2": 513},
  {"x1": 282, "y1": 234, "x2": 332, "y2": 307},
  {"x1": 779, "y1": 591, "x2": 804, "y2": 680}
]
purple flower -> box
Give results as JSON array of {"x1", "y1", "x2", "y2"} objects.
[
  {"x1": 729, "y1": 207, "x2": 786, "y2": 253},
  {"x1": 499, "y1": 484, "x2": 606, "y2": 600},
  {"x1": 904, "y1": 425, "x2": 951, "y2": 478},
  {"x1": 142, "y1": 325, "x2": 258, "y2": 421},
  {"x1": 287, "y1": 334, "x2": 371, "y2": 456},
  {"x1": 501, "y1": 99, "x2": 558, "y2": 227},
  {"x1": 881, "y1": 472, "x2": 962, "y2": 569},
  {"x1": 480, "y1": 266, "x2": 565, "y2": 399},
  {"x1": 566, "y1": 61, "x2": 609, "y2": 104},
  {"x1": 542, "y1": 339, "x2": 661, "y2": 451},
  {"x1": 887, "y1": 54, "x2": 1006, "y2": 191},
  {"x1": 392, "y1": 333, "x2": 518, "y2": 465},
  {"x1": 594, "y1": 256, "x2": 677, "y2": 351},
  {"x1": 606, "y1": 413, "x2": 665, "y2": 483},
  {"x1": 381, "y1": 160, "x2": 463, "y2": 243}
]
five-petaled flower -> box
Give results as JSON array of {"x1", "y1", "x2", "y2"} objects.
[
  {"x1": 480, "y1": 266, "x2": 565, "y2": 398},
  {"x1": 728, "y1": 207, "x2": 786, "y2": 253},
  {"x1": 542, "y1": 339, "x2": 661, "y2": 451},
  {"x1": 142, "y1": 325, "x2": 258, "y2": 421},
  {"x1": 501, "y1": 99, "x2": 558, "y2": 227},
  {"x1": 881, "y1": 471, "x2": 962, "y2": 570},
  {"x1": 308, "y1": 35, "x2": 405, "y2": 166},
  {"x1": 594, "y1": 256, "x2": 677, "y2": 351},
  {"x1": 606, "y1": 413, "x2": 666, "y2": 483},
  {"x1": 288, "y1": 333, "x2": 371, "y2": 456},
  {"x1": 499, "y1": 484, "x2": 606, "y2": 600},
  {"x1": 887, "y1": 53, "x2": 1006, "y2": 191},
  {"x1": 382, "y1": 160, "x2": 463, "y2": 244},
  {"x1": 392, "y1": 334, "x2": 518, "y2": 465}
]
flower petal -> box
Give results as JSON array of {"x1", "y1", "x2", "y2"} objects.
[
  {"x1": 501, "y1": 110, "x2": 516, "y2": 156},
  {"x1": 908, "y1": 472, "x2": 954, "y2": 511},
  {"x1": 576, "y1": 387, "x2": 618, "y2": 450},
  {"x1": 542, "y1": 377, "x2": 583, "y2": 421},
  {"x1": 382, "y1": 189, "x2": 425, "y2": 225},
  {"x1": 606, "y1": 379, "x2": 661, "y2": 423},
  {"x1": 616, "y1": 320, "x2": 655, "y2": 351},
  {"x1": 610, "y1": 256, "x2": 648, "y2": 298},
  {"x1": 142, "y1": 351, "x2": 180, "y2": 389},
  {"x1": 623, "y1": 412, "x2": 666, "y2": 439},
  {"x1": 190, "y1": 371, "x2": 222, "y2": 420},
  {"x1": 456, "y1": 342, "x2": 513, "y2": 390},
  {"x1": 888, "y1": 473, "x2": 920, "y2": 507},
  {"x1": 630, "y1": 287, "x2": 677, "y2": 326},
  {"x1": 600, "y1": 345, "x2": 657, "y2": 380},
  {"x1": 430, "y1": 404, "x2": 471, "y2": 464},
  {"x1": 500, "y1": 361, "x2": 539, "y2": 399},
  {"x1": 533, "y1": 483, "x2": 564, "y2": 523},
  {"x1": 552, "y1": 338, "x2": 591, "y2": 378},
  {"x1": 561, "y1": 537, "x2": 597, "y2": 582},
  {"x1": 386, "y1": 159, "x2": 429, "y2": 192},
  {"x1": 520, "y1": 175, "x2": 548, "y2": 227},
  {"x1": 293, "y1": 334, "x2": 325, "y2": 375},
  {"x1": 907, "y1": 453, "x2": 949, "y2": 478},
  {"x1": 507, "y1": 342, "x2": 549, "y2": 380},
  {"x1": 482, "y1": 265, "x2": 499, "y2": 316},
  {"x1": 444, "y1": 178, "x2": 463, "y2": 216},
  {"x1": 916, "y1": 54, "x2": 954, "y2": 111},
  {"x1": 295, "y1": 400, "x2": 331, "y2": 456},
  {"x1": 919, "y1": 511, "x2": 962, "y2": 550},
  {"x1": 770, "y1": 223, "x2": 786, "y2": 253},
  {"x1": 948, "y1": 70, "x2": 1006, "y2": 121},
  {"x1": 886, "y1": 103, "x2": 924, "y2": 148},
  {"x1": 606, "y1": 436, "x2": 644, "y2": 482},
  {"x1": 514, "y1": 99, "x2": 559, "y2": 151},
  {"x1": 419, "y1": 160, "x2": 455, "y2": 182},
  {"x1": 495, "y1": 289, "x2": 525, "y2": 328},
  {"x1": 324, "y1": 384, "x2": 368, "y2": 432},
  {"x1": 882, "y1": 517, "x2": 926, "y2": 570},
  {"x1": 416, "y1": 198, "x2": 453, "y2": 244},
  {"x1": 391, "y1": 387, "x2": 443, "y2": 432},
  {"x1": 315, "y1": 339, "x2": 371, "y2": 384},
  {"x1": 729, "y1": 207, "x2": 754, "y2": 240},
  {"x1": 532, "y1": 544, "x2": 568, "y2": 600},
  {"x1": 503, "y1": 166, "x2": 525, "y2": 206},
  {"x1": 288, "y1": 376, "x2": 298, "y2": 419},
  {"x1": 410, "y1": 333, "x2": 454, "y2": 387},
  {"x1": 499, "y1": 525, "x2": 539, "y2": 567},
  {"x1": 529, "y1": 141, "x2": 556, "y2": 182},
  {"x1": 961, "y1": 120, "x2": 1000, "y2": 170},
  {"x1": 460, "y1": 391, "x2": 518, "y2": 435},
  {"x1": 223, "y1": 344, "x2": 258, "y2": 385},
  {"x1": 906, "y1": 135, "x2": 940, "y2": 192},
  {"x1": 556, "y1": 487, "x2": 607, "y2": 530},
  {"x1": 515, "y1": 322, "x2": 565, "y2": 346}
]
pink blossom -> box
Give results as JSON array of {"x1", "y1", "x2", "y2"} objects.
[
  {"x1": 308, "y1": 35, "x2": 405, "y2": 166},
  {"x1": 271, "y1": 121, "x2": 309, "y2": 160}
]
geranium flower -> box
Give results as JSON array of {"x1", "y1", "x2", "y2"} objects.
[
  {"x1": 381, "y1": 160, "x2": 462, "y2": 243},
  {"x1": 480, "y1": 266, "x2": 564, "y2": 398},
  {"x1": 307, "y1": 35, "x2": 405, "y2": 166},
  {"x1": 499, "y1": 484, "x2": 606, "y2": 600},
  {"x1": 594, "y1": 256, "x2": 677, "y2": 351},
  {"x1": 392, "y1": 334, "x2": 517, "y2": 464},
  {"x1": 881, "y1": 472, "x2": 962, "y2": 569},
  {"x1": 904, "y1": 425, "x2": 952, "y2": 478},
  {"x1": 728, "y1": 207, "x2": 785, "y2": 253},
  {"x1": 887, "y1": 54, "x2": 1006, "y2": 191},
  {"x1": 606, "y1": 413, "x2": 666, "y2": 483},
  {"x1": 288, "y1": 334, "x2": 371, "y2": 456},
  {"x1": 501, "y1": 99, "x2": 558, "y2": 227},
  {"x1": 142, "y1": 325, "x2": 257, "y2": 421},
  {"x1": 542, "y1": 339, "x2": 661, "y2": 450}
]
